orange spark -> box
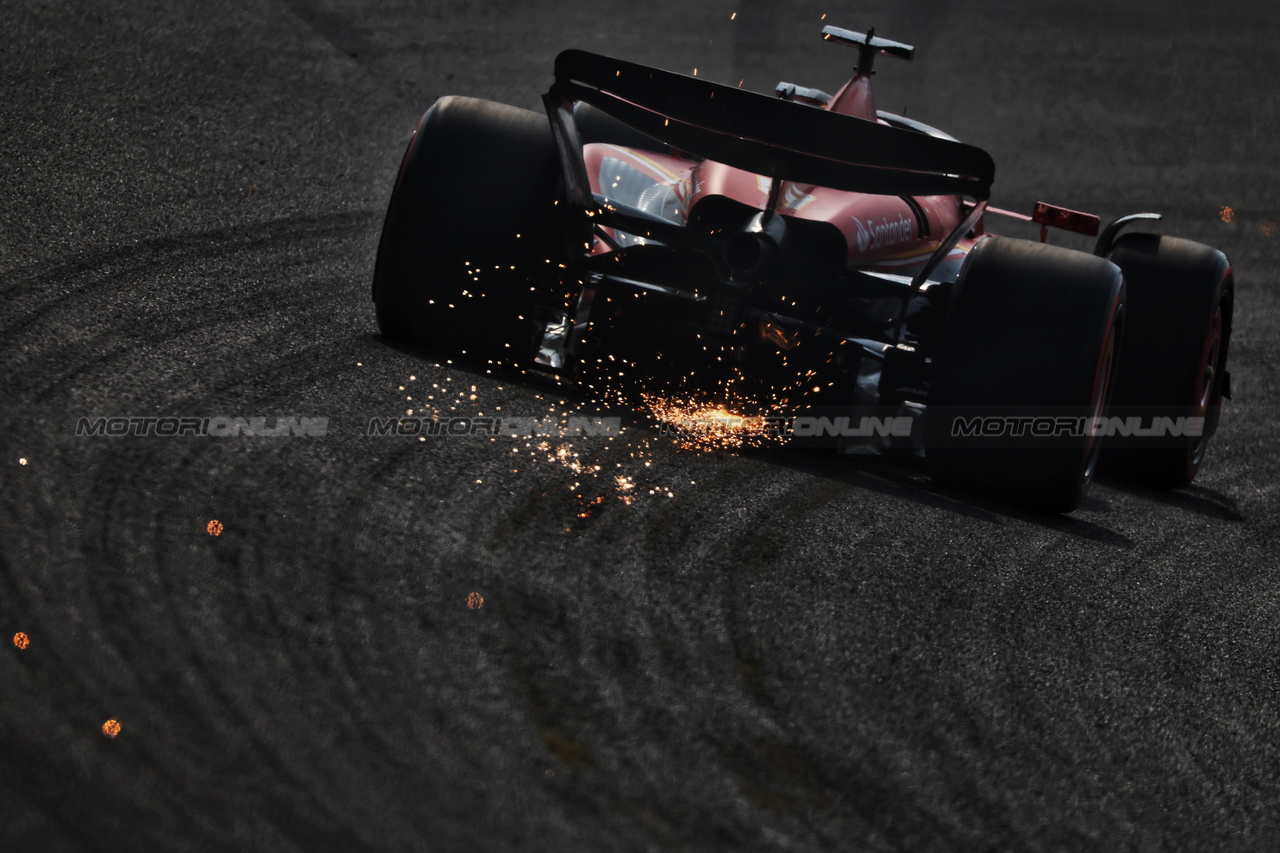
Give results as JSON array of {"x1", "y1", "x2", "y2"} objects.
[
  {"x1": 207, "y1": 519, "x2": 223, "y2": 536},
  {"x1": 576, "y1": 495, "x2": 608, "y2": 519},
  {"x1": 643, "y1": 394, "x2": 777, "y2": 450},
  {"x1": 13, "y1": 632, "x2": 29, "y2": 650},
  {"x1": 467, "y1": 592, "x2": 484, "y2": 610},
  {"x1": 102, "y1": 719, "x2": 121, "y2": 738}
]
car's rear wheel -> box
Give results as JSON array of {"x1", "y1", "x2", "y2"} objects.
[
  {"x1": 572, "y1": 102, "x2": 681, "y2": 157},
  {"x1": 1100, "y1": 233, "x2": 1233, "y2": 487},
  {"x1": 925, "y1": 237, "x2": 1126, "y2": 512},
  {"x1": 372, "y1": 96, "x2": 575, "y2": 361}
]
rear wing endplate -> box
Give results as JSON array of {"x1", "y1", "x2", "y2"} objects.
[{"x1": 545, "y1": 49, "x2": 994, "y2": 201}]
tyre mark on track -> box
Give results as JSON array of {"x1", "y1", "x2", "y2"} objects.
[
  {"x1": 0, "y1": 210, "x2": 375, "y2": 332},
  {"x1": 76, "y1": 448, "x2": 376, "y2": 848},
  {"x1": 0, "y1": 211, "x2": 379, "y2": 403}
]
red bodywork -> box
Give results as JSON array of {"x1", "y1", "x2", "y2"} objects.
[{"x1": 582, "y1": 69, "x2": 980, "y2": 278}]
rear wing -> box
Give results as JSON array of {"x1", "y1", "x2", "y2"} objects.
[{"x1": 544, "y1": 49, "x2": 994, "y2": 201}]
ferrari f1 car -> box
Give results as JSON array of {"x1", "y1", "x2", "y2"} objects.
[{"x1": 372, "y1": 25, "x2": 1233, "y2": 512}]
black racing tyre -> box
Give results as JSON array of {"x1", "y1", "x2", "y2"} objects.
[
  {"x1": 571, "y1": 102, "x2": 681, "y2": 157},
  {"x1": 925, "y1": 237, "x2": 1126, "y2": 513},
  {"x1": 1100, "y1": 233, "x2": 1233, "y2": 487},
  {"x1": 371, "y1": 96, "x2": 575, "y2": 360}
]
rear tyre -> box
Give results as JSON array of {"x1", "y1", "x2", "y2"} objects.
[
  {"x1": 372, "y1": 96, "x2": 574, "y2": 361},
  {"x1": 925, "y1": 238, "x2": 1126, "y2": 513},
  {"x1": 1100, "y1": 233, "x2": 1233, "y2": 487},
  {"x1": 572, "y1": 102, "x2": 681, "y2": 156}
]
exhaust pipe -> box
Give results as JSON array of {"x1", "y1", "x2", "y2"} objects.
[{"x1": 723, "y1": 211, "x2": 787, "y2": 278}]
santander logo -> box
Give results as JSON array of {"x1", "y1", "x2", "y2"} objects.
[{"x1": 854, "y1": 214, "x2": 914, "y2": 253}]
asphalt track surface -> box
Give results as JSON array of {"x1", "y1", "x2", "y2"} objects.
[{"x1": 3, "y1": 1, "x2": 1279, "y2": 850}]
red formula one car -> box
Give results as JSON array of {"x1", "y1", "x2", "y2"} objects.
[{"x1": 372, "y1": 25, "x2": 1233, "y2": 512}]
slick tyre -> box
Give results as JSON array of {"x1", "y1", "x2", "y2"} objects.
[
  {"x1": 372, "y1": 96, "x2": 573, "y2": 361},
  {"x1": 571, "y1": 102, "x2": 680, "y2": 157},
  {"x1": 925, "y1": 237, "x2": 1126, "y2": 513},
  {"x1": 1100, "y1": 233, "x2": 1233, "y2": 487}
]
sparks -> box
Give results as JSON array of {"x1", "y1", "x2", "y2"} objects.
[{"x1": 643, "y1": 394, "x2": 780, "y2": 450}]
